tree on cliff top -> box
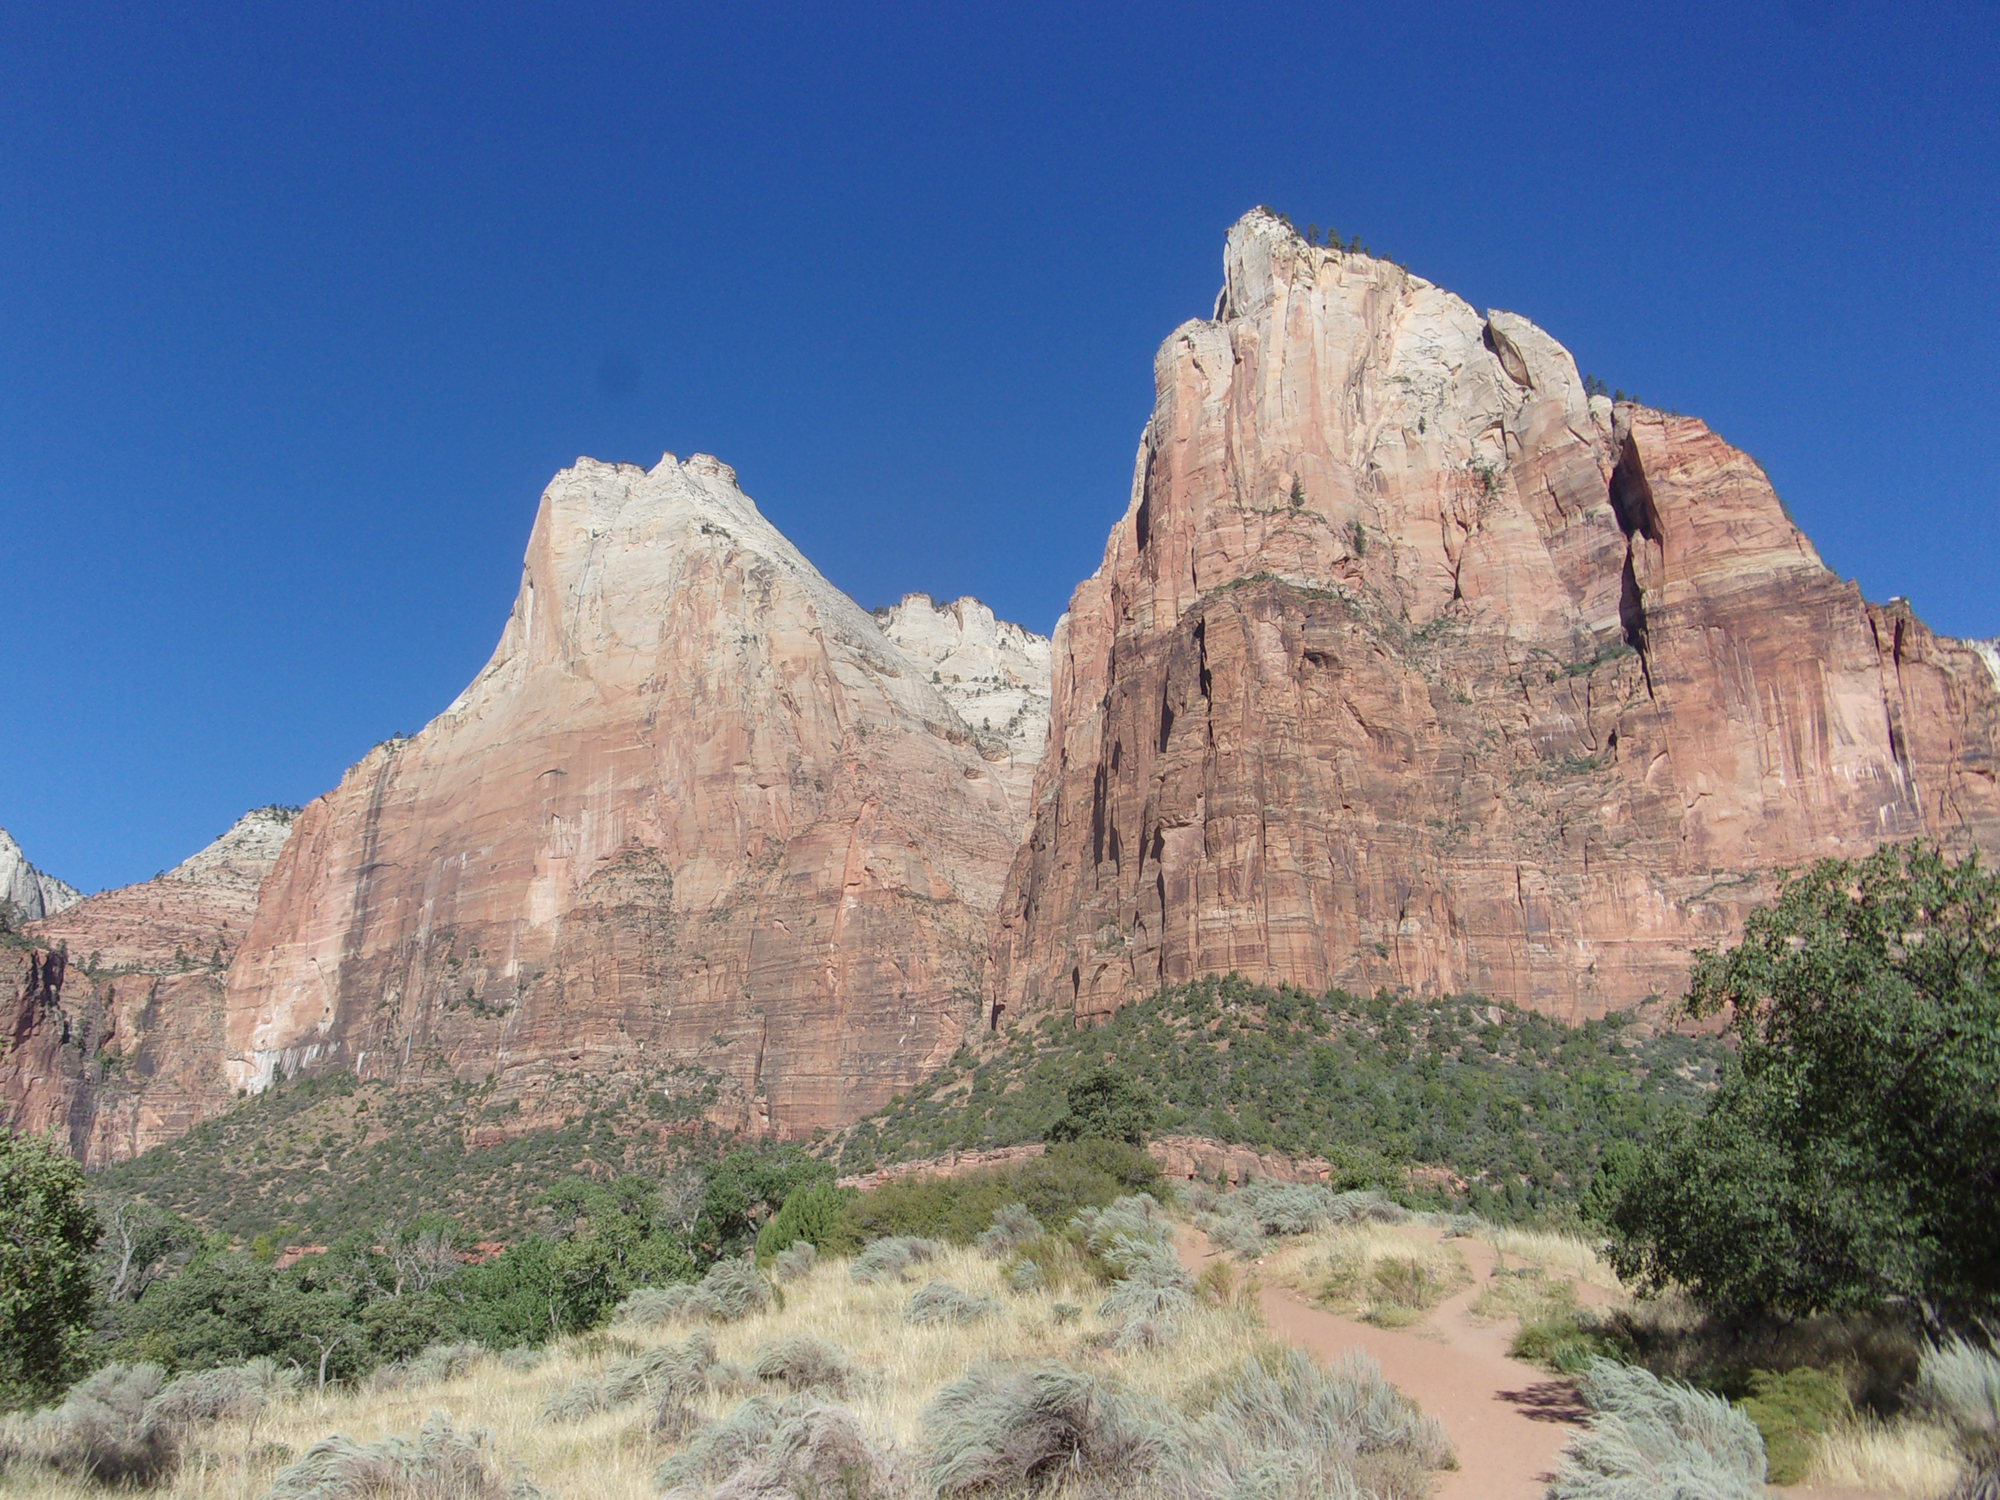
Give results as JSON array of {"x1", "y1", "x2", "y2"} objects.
[
  {"x1": 1610, "y1": 842, "x2": 2000, "y2": 1327},
  {"x1": 0, "y1": 1130, "x2": 100, "y2": 1406}
]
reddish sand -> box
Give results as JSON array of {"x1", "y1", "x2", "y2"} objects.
[
  {"x1": 1179, "y1": 1226, "x2": 1582, "y2": 1500},
  {"x1": 1177, "y1": 1225, "x2": 1890, "y2": 1500}
]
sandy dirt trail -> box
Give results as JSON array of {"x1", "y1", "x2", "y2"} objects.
[
  {"x1": 1179, "y1": 1225, "x2": 1891, "y2": 1500},
  {"x1": 1180, "y1": 1224, "x2": 1584, "y2": 1499}
]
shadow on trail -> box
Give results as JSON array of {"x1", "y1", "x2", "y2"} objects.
[{"x1": 1498, "y1": 1379, "x2": 1590, "y2": 1424}]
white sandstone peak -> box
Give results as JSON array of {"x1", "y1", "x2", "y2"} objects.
[
  {"x1": 879, "y1": 593, "x2": 1053, "y2": 764},
  {"x1": 161, "y1": 808, "x2": 298, "y2": 895},
  {"x1": 0, "y1": 827, "x2": 82, "y2": 920}
]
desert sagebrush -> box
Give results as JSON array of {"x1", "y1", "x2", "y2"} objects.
[{"x1": 1545, "y1": 1358, "x2": 1766, "y2": 1500}]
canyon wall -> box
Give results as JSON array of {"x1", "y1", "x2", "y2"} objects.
[
  {"x1": 6, "y1": 809, "x2": 294, "y2": 1162},
  {"x1": 221, "y1": 455, "x2": 1047, "y2": 1138},
  {"x1": 986, "y1": 209, "x2": 2000, "y2": 1027}
]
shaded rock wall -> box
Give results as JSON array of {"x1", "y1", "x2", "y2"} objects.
[{"x1": 4, "y1": 809, "x2": 296, "y2": 1162}]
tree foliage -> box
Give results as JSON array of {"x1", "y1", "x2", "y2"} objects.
[
  {"x1": 1046, "y1": 1066, "x2": 1157, "y2": 1147},
  {"x1": 0, "y1": 1130, "x2": 100, "y2": 1406},
  {"x1": 1611, "y1": 843, "x2": 2000, "y2": 1326}
]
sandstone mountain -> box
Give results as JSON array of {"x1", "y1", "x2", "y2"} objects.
[
  {"x1": 877, "y1": 593, "x2": 1053, "y2": 818},
  {"x1": 986, "y1": 209, "x2": 2000, "y2": 1028},
  {"x1": 5, "y1": 808, "x2": 295, "y2": 1161},
  {"x1": 221, "y1": 454, "x2": 1047, "y2": 1140},
  {"x1": 0, "y1": 827, "x2": 81, "y2": 921},
  {"x1": 9, "y1": 211, "x2": 2000, "y2": 1164}
]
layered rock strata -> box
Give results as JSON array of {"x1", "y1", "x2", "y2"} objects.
[
  {"x1": 224, "y1": 456, "x2": 1039, "y2": 1135},
  {"x1": 987, "y1": 209, "x2": 2000, "y2": 1027},
  {"x1": 5, "y1": 809, "x2": 295, "y2": 1162}
]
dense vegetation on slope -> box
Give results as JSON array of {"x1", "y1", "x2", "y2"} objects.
[
  {"x1": 839, "y1": 975, "x2": 1727, "y2": 1220},
  {"x1": 93, "y1": 1065, "x2": 721, "y2": 1243}
]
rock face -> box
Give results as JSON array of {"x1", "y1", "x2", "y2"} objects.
[
  {"x1": 0, "y1": 828, "x2": 82, "y2": 921},
  {"x1": 876, "y1": 594, "x2": 1052, "y2": 818},
  {"x1": 987, "y1": 209, "x2": 2000, "y2": 1027},
  {"x1": 224, "y1": 455, "x2": 1034, "y2": 1135},
  {"x1": 4, "y1": 809, "x2": 295, "y2": 1162}
]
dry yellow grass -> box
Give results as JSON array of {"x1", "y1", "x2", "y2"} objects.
[
  {"x1": 1258, "y1": 1223, "x2": 1470, "y2": 1327},
  {"x1": 1803, "y1": 1417, "x2": 1965, "y2": 1499},
  {"x1": 1477, "y1": 1226, "x2": 1624, "y2": 1293},
  {"x1": 0, "y1": 1246, "x2": 1275, "y2": 1500}
]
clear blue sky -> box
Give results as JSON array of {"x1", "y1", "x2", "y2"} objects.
[{"x1": 3, "y1": 2, "x2": 1994, "y2": 893}]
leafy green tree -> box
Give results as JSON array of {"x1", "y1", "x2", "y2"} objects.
[
  {"x1": 698, "y1": 1147, "x2": 833, "y2": 1259},
  {"x1": 1610, "y1": 843, "x2": 2000, "y2": 1326},
  {"x1": 1046, "y1": 1066, "x2": 1157, "y2": 1147},
  {"x1": 0, "y1": 1130, "x2": 100, "y2": 1406},
  {"x1": 113, "y1": 1251, "x2": 361, "y2": 1381}
]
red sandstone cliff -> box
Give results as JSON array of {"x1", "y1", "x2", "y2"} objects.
[
  {"x1": 985, "y1": 210, "x2": 2000, "y2": 1027},
  {"x1": 4, "y1": 809, "x2": 294, "y2": 1161},
  {"x1": 221, "y1": 454, "x2": 1046, "y2": 1135}
]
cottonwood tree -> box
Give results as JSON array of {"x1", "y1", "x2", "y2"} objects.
[
  {"x1": 0, "y1": 1131, "x2": 99, "y2": 1405},
  {"x1": 1611, "y1": 843, "x2": 2000, "y2": 1328}
]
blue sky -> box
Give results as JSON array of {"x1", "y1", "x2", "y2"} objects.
[{"x1": 3, "y1": 1, "x2": 1995, "y2": 892}]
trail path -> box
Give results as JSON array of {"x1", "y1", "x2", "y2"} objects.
[
  {"x1": 1178, "y1": 1225, "x2": 1891, "y2": 1500},
  {"x1": 1178, "y1": 1225, "x2": 1583, "y2": 1500}
]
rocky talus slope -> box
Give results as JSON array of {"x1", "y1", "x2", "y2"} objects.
[
  {"x1": 222, "y1": 455, "x2": 1046, "y2": 1138},
  {"x1": 986, "y1": 209, "x2": 2000, "y2": 1026},
  {"x1": 5, "y1": 809, "x2": 295, "y2": 1162},
  {"x1": 0, "y1": 827, "x2": 81, "y2": 921}
]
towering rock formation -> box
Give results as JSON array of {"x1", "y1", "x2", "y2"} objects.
[
  {"x1": 5, "y1": 808, "x2": 295, "y2": 1162},
  {"x1": 0, "y1": 828, "x2": 81, "y2": 921},
  {"x1": 987, "y1": 209, "x2": 2000, "y2": 1027},
  {"x1": 877, "y1": 594, "x2": 1053, "y2": 819},
  {"x1": 224, "y1": 455, "x2": 1044, "y2": 1135}
]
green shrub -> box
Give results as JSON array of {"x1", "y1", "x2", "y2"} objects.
[
  {"x1": 1737, "y1": 1367, "x2": 1851, "y2": 1484},
  {"x1": 1511, "y1": 1311, "x2": 1629, "y2": 1375},
  {"x1": 753, "y1": 1181, "x2": 859, "y2": 1265},
  {"x1": 1045, "y1": 1065, "x2": 1157, "y2": 1147}
]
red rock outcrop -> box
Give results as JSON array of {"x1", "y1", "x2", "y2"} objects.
[
  {"x1": 987, "y1": 209, "x2": 2000, "y2": 1027},
  {"x1": 2, "y1": 809, "x2": 294, "y2": 1162},
  {"x1": 223, "y1": 455, "x2": 1044, "y2": 1134}
]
